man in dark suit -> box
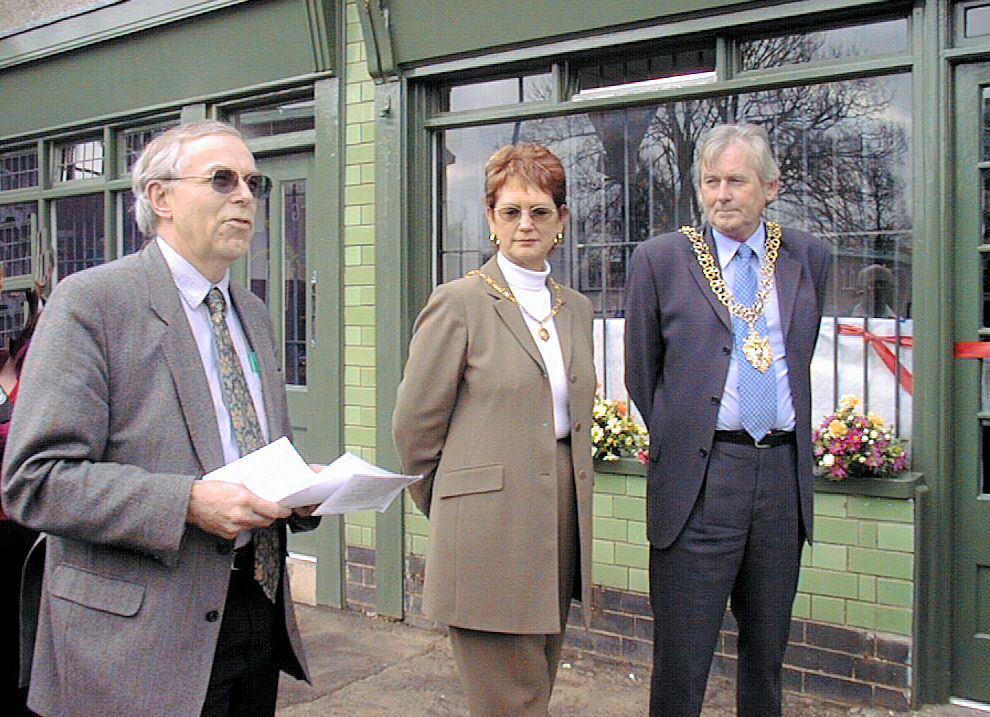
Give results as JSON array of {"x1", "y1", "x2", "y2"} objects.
[
  {"x1": 2, "y1": 120, "x2": 317, "y2": 717},
  {"x1": 624, "y1": 124, "x2": 830, "y2": 717}
]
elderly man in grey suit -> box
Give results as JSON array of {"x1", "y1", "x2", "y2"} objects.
[
  {"x1": 624, "y1": 124, "x2": 830, "y2": 717},
  {"x1": 2, "y1": 120, "x2": 318, "y2": 717}
]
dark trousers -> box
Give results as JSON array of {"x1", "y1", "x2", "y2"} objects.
[
  {"x1": 201, "y1": 564, "x2": 281, "y2": 717},
  {"x1": 649, "y1": 440, "x2": 803, "y2": 717},
  {"x1": 0, "y1": 519, "x2": 39, "y2": 716}
]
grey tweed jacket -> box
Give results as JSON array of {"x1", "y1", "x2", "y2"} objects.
[{"x1": 1, "y1": 240, "x2": 312, "y2": 717}]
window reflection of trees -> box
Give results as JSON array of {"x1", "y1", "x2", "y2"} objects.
[
  {"x1": 486, "y1": 74, "x2": 912, "y2": 320},
  {"x1": 440, "y1": 65, "x2": 913, "y2": 433}
]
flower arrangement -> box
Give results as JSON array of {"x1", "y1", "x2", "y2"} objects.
[
  {"x1": 813, "y1": 395, "x2": 908, "y2": 480},
  {"x1": 592, "y1": 395, "x2": 649, "y2": 463}
]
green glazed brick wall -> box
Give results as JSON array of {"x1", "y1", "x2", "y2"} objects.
[
  {"x1": 343, "y1": 0, "x2": 378, "y2": 550},
  {"x1": 794, "y1": 493, "x2": 915, "y2": 635},
  {"x1": 405, "y1": 469, "x2": 917, "y2": 637}
]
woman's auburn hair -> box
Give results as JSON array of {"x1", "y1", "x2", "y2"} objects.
[{"x1": 484, "y1": 143, "x2": 567, "y2": 208}]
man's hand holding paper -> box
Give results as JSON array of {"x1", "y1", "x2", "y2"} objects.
[{"x1": 202, "y1": 436, "x2": 421, "y2": 515}]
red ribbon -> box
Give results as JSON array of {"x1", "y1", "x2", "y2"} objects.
[
  {"x1": 837, "y1": 324, "x2": 913, "y2": 395},
  {"x1": 954, "y1": 342, "x2": 990, "y2": 359}
]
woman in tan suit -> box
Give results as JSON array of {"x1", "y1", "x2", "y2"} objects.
[{"x1": 393, "y1": 144, "x2": 596, "y2": 716}]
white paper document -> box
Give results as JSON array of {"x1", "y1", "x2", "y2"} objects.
[{"x1": 203, "y1": 436, "x2": 421, "y2": 514}]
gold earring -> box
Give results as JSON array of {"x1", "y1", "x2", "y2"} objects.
[
  {"x1": 490, "y1": 232, "x2": 500, "y2": 247},
  {"x1": 554, "y1": 233, "x2": 563, "y2": 245}
]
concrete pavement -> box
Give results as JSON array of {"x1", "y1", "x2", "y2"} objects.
[{"x1": 276, "y1": 604, "x2": 986, "y2": 716}]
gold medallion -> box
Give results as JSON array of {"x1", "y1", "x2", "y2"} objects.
[
  {"x1": 743, "y1": 329, "x2": 773, "y2": 373},
  {"x1": 537, "y1": 327, "x2": 550, "y2": 341}
]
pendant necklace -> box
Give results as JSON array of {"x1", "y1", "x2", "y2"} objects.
[
  {"x1": 680, "y1": 222, "x2": 781, "y2": 373},
  {"x1": 467, "y1": 270, "x2": 563, "y2": 341}
]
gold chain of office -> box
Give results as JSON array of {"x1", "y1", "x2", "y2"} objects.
[
  {"x1": 679, "y1": 222, "x2": 782, "y2": 373},
  {"x1": 467, "y1": 270, "x2": 563, "y2": 341}
]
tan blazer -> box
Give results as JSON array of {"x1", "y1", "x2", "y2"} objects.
[{"x1": 393, "y1": 256, "x2": 596, "y2": 634}]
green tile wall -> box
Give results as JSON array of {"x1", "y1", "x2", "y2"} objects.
[{"x1": 343, "y1": 0, "x2": 378, "y2": 549}]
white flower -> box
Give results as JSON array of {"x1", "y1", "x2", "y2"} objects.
[{"x1": 821, "y1": 454, "x2": 835, "y2": 467}]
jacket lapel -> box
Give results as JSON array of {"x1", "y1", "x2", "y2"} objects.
[
  {"x1": 773, "y1": 229, "x2": 801, "y2": 339},
  {"x1": 686, "y1": 226, "x2": 732, "y2": 331},
  {"x1": 481, "y1": 256, "x2": 547, "y2": 372},
  {"x1": 145, "y1": 242, "x2": 225, "y2": 473}
]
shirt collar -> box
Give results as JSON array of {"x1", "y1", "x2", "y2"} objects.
[
  {"x1": 156, "y1": 237, "x2": 232, "y2": 310},
  {"x1": 712, "y1": 223, "x2": 766, "y2": 269}
]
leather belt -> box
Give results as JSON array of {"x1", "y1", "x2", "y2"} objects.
[{"x1": 713, "y1": 429, "x2": 795, "y2": 449}]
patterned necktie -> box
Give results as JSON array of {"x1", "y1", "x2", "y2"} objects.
[
  {"x1": 733, "y1": 244, "x2": 776, "y2": 442},
  {"x1": 204, "y1": 288, "x2": 281, "y2": 602}
]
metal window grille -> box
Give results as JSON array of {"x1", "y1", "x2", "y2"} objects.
[
  {"x1": 0, "y1": 147, "x2": 39, "y2": 191},
  {"x1": 53, "y1": 138, "x2": 104, "y2": 182}
]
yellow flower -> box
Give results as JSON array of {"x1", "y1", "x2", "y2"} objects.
[
  {"x1": 867, "y1": 412, "x2": 884, "y2": 427},
  {"x1": 839, "y1": 394, "x2": 860, "y2": 410},
  {"x1": 828, "y1": 419, "x2": 848, "y2": 438}
]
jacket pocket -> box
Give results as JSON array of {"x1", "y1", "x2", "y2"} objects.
[
  {"x1": 49, "y1": 564, "x2": 145, "y2": 617},
  {"x1": 436, "y1": 463, "x2": 504, "y2": 498}
]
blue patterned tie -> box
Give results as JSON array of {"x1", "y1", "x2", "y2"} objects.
[
  {"x1": 733, "y1": 244, "x2": 776, "y2": 442},
  {"x1": 205, "y1": 288, "x2": 281, "y2": 602}
]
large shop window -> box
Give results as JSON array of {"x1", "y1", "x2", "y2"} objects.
[{"x1": 439, "y1": 73, "x2": 913, "y2": 439}]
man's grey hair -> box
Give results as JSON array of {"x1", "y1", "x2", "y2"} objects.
[
  {"x1": 692, "y1": 123, "x2": 781, "y2": 191},
  {"x1": 131, "y1": 120, "x2": 245, "y2": 237}
]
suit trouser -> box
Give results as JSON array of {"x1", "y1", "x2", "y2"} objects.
[
  {"x1": 649, "y1": 439, "x2": 803, "y2": 717},
  {"x1": 449, "y1": 439, "x2": 578, "y2": 717},
  {"x1": 201, "y1": 550, "x2": 282, "y2": 717}
]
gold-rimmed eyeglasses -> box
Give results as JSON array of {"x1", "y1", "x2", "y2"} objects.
[{"x1": 492, "y1": 205, "x2": 557, "y2": 225}]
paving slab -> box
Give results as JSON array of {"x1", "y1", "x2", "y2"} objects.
[{"x1": 277, "y1": 605, "x2": 987, "y2": 716}]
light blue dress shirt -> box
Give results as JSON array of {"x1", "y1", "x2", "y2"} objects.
[
  {"x1": 712, "y1": 224, "x2": 796, "y2": 432},
  {"x1": 157, "y1": 237, "x2": 271, "y2": 463}
]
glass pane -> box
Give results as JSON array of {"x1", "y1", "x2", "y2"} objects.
[
  {"x1": 0, "y1": 146, "x2": 39, "y2": 190},
  {"x1": 250, "y1": 188, "x2": 271, "y2": 304},
  {"x1": 229, "y1": 100, "x2": 315, "y2": 139},
  {"x1": 966, "y1": 4, "x2": 990, "y2": 38},
  {"x1": 54, "y1": 194, "x2": 104, "y2": 278},
  {"x1": 984, "y1": 254, "x2": 990, "y2": 326},
  {"x1": 53, "y1": 137, "x2": 105, "y2": 182},
  {"x1": 119, "y1": 121, "x2": 178, "y2": 173},
  {"x1": 0, "y1": 202, "x2": 35, "y2": 277},
  {"x1": 439, "y1": 73, "x2": 912, "y2": 435},
  {"x1": 983, "y1": 421, "x2": 990, "y2": 494},
  {"x1": 740, "y1": 18, "x2": 908, "y2": 71},
  {"x1": 983, "y1": 91, "x2": 990, "y2": 162},
  {"x1": 447, "y1": 73, "x2": 554, "y2": 111},
  {"x1": 283, "y1": 181, "x2": 306, "y2": 386},
  {"x1": 0, "y1": 290, "x2": 29, "y2": 350},
  {"x1": 120, "y1": 193, "x2": 145, "y2": 256},
  {"x1": 575, "y1": 47, "x2": 715, "y2": 95}
]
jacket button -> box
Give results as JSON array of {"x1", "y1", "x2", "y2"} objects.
[
  {"x1": 710, "y1": 396, "x2": 719, "y2": 404},
  {"x1": 216, "y1": 542, "x2": 232, "y2": 555},
  {"x1": 698, "y1": 448, "x2": 708, "y2": 458},
  {"x1": 577, "y1": 470, "x2": 588, "y2": 480},
  {"x1": 205, "y1": 610, "x2": 220, "y2": 623},
  {"x1": 570, "y1": 374, "x2": 577, "y2": 383},
  {"x1": 723, "y1": 346, "x2": 731, "y2": 354},
  {"x1": 574, "y1": 422, "x2": 582, "y2": 432}
]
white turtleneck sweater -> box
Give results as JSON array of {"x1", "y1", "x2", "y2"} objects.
[{"x1": 496, "y1": 253, "x2": 571, "y2": 439}]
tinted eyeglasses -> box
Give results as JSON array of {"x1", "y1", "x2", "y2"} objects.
[
  {"x1": 492, "y1": 205, "x2": 557, "y2": 225},
  {"x1": 170, "y1": 169, "x2": 271, "y2": 198}
]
